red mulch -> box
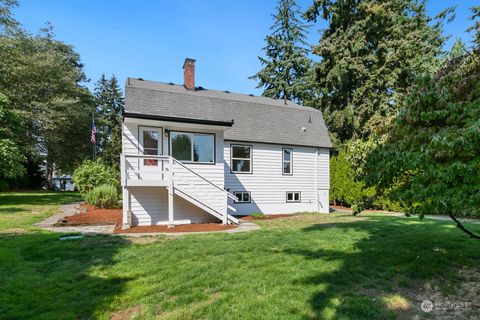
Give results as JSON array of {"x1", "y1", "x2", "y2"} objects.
[
  {"x1": 241, "y1": 214, "x2": 295, "y2": 221},
  {"x1": 116, "y1": 223, "x2": 236, "y2": 234},
  {"x1": 59, "y1": 204, "x2": 237, "y2": 233},
  {"x1": 60, "y1": 204, "x2": 122, "y2": 226}
]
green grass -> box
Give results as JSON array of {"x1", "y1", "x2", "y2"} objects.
[
  {"x1": 0, "y1": 191, "x2": 82, "y2": 232},
  {"x1": 0, "y1": 192, "x2": 479, "y2": 319}
]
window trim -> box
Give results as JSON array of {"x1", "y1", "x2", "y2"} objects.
[
  {"x1": 138, "y1": 126, "x2": 163, "y2": 167},
  {"x1": 286, "y1": 191, "x2": 301, "y2": 203},
  {"x1": 233, "y1": 191, "x2": 251, "y2": 203},
  {"x1": 168, "y1": 130, "x2": 216, "y2": 164},
  {"x1": 282, "y1": 148, "x2": 293, "y2": 175},
  {"x1": 230, "y1": 144, "x2": 253, "y2": 174}
]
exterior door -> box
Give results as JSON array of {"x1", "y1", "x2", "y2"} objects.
[{"x1": 139, "y1": 126, "x2": 163, "y2": 179}]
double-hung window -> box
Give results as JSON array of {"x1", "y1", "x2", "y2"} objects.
[
  {"x1": 170, "y1": 131, "x2": 215, "y2": 163},
  {"x1": 283, "y1": 148, "x2": 293, "y2": 175},
  {"x1": 234, "y1": 191, "x2": 251, "y2": 203},
  {"x1": 286, "y1": 191, "x2": 301, "y2": 203},
  {"x1": 231, "y1": 144, "x2": 252, "y2": 173}
]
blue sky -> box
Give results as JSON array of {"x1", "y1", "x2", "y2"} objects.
[{"x1": 14, "y1": 0, "x2": 476, "y2": 95}]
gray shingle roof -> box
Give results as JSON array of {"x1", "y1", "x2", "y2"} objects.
[{"x1": 125, "y1": 78, "x2": 332, "y2": 148}]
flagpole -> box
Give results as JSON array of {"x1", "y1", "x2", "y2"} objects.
[{"x1": 92, "y1": 110, "x2": 96, "y2": 161}]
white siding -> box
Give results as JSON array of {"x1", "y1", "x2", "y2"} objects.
[
  {"x1": 130, "y1": 187, "x2": 218, "y2": 225},
  {"x1": 122, "y1": 118, "x2": 225, "y2": 225},
  {"x1": 225, "y1": 141, "x2": 330, "y2": 215}
]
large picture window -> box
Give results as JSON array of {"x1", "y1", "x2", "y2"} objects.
[
  {"x1": 283, "y1": 148, "x2": 293, "y2": 175},
  {"x1": 231, "y1": 144, "x2": 252, "y2": 173},
  {"x1": 170, "y1": 131, "x2": 214, "y2": 163}
]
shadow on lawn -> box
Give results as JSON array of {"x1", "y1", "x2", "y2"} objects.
[
  {"x1": 0, "y1": 191, "x2": 82, "y2": 206},
  {"x1": 0, "y1": 232, "x2": 132, "y2": 319},
  {"x1": 285, "y1": 216, "x2": 480, "y2": 320}
]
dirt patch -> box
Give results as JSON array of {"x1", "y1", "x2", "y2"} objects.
[
  {"x1": 330, "y1": 205, "x2": 401, "y2": 214},
  {"x1": 110, "y1": 305, "x2": 142, "y2": 320},
  {"x1": 128, "y1": 236, "x2": 160, "y2": 244},
  {"x1": 1, "y1": 228, "x2": 28, "y2": 234},
  {"x1": 241, "y1": 214, "x2": 295, "y2": 221},
  {"x1": 361, "y1": 268, "x2": 480, "y2": 319},
  {"x1": 56, "y1": 204, "x2": 122, "y2": 227},
  {"x1": 116, "y1": 223, "x2": 236, "y2": 234}
]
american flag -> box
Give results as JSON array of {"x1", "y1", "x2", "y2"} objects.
[{"x1": 90, "y1": 121, "x2": 97, "y2": 144}]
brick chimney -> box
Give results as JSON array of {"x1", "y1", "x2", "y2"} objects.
[{"x1": 183, "y1": 58, "x2": 196, "y2": 90}]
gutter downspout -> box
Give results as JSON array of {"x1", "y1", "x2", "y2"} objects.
[{"x1": 315, "y1": 148, "x2": 319, "y2": 213}]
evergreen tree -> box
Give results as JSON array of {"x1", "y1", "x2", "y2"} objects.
[
  {"x1": 250, "y1": 0, "x2": 312, "y2": 104},
  {"x1": 305, "y1": 0, "x2": 450, "y2": 143},
  {"x1": 446, "y1": 38, "x2": 467, "y2": 60},
  {"x1": 93, "y1": 74, "x2": 124, "y2": 169}
]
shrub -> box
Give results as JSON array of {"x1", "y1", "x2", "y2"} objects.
[
  {"x1": 73, "y1": 160, "x2": 119, "y2": 196},
  {"x1": 351, "y1": 201, "x2": 365, "y2": 216},
  {"x1": 85, "y1": 184, "x2": 119, "y2": 209}
]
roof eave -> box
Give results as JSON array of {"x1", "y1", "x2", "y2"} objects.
[{"x1": 123, "y1": 112, "x2": 234, "y2": 127}]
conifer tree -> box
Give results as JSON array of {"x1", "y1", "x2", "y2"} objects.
[
  {"x1": 305, "y1": 0, "x2": 450, "y2": 143},
  {"x1": 94, "y1": 74, "x2": 124, "y2": 169},
  {"x1": 250, "y1": 0, "x2": 311, "y2": 105}
]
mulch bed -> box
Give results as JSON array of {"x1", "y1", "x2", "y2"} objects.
[
  {"x1": 240, "y1": 214, "x2": 295, "y2": 221},
  {"x1": 55, "y1": 204, "x2": 122, "y2": 227},
  {"x1": 57, "y1": 204, "x2": 237, "y2": 233}
]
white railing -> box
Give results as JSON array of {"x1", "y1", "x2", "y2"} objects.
[{"x1": 120, "y1": 154, "x2": 238, "y2": 223}]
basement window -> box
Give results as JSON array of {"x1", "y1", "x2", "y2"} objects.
[
  {"x1": 286, "y1": 191, "x2": 301, "y2": 203},
  {"x1": 234, "y1": 191, "x2": 251, "y2": 203}
]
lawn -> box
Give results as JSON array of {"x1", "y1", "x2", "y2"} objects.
[{"x1": 0, "y1": 192, "x2": 479, "y2": 319}]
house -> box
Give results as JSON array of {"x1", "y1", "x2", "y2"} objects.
[{"x1": 120, "y1": 58, "x2": 332, "y2": 228}]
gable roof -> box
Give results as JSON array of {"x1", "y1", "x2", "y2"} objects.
[{"x1": 125, "y1": 78, "x2": 332, "y2": 148}]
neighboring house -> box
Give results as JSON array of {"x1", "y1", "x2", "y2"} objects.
[
  {"x1": 121, "y1": 58, "x2": 332, "y2": 228},
  {"x1": 51, "y1": 175, "x2": 75, "y2": 191}
]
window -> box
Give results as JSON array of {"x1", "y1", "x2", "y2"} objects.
[
  {"x1": 231, "y1": 144, "x2": 252, "y2": 173},
  {"x1": 283, "y1": 148, "x2": 293, "y2": 175},
  {"x1": 286, "y1": 191, "x2": 301, "y2": 203},
  {"x1": 170, "y1": 131, "x2": 214, "y2": 163},
  {"x1": 234, "y1": 191, "x2": 251, "y2": 203},
  {"x1": 140, "y1": 127, "x2": 162, "y2": 166}
]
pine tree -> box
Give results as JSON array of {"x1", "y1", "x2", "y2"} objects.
[
  {"x1": 305, "y1": 0, "x2": 450, "y2": 143},
  {"x1": 250, "y1": 0, "x2": 311, "y2": 105},
  {"x1": 94, "y1": 74, "x2": 124, "y2": 169},
  {"x1": 446, "y1": 38, "x2": 467, "y2": 60}
]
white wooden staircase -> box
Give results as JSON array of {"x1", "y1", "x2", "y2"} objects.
[{"x1": 121, "y1": 154, "x2": 239, "y2": 226}]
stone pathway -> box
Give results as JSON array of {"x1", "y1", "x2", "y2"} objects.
[{"x1": 35, "y1": 203, "x2": 260, "y2": 236}]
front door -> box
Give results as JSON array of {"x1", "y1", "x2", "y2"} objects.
[{"x1": 139, "y1": 126, "x2": 163, "y2": 180}]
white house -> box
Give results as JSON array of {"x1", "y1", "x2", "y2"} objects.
[{"x1": 121, "y1": 58, "x2": 332, "y2": 228}]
